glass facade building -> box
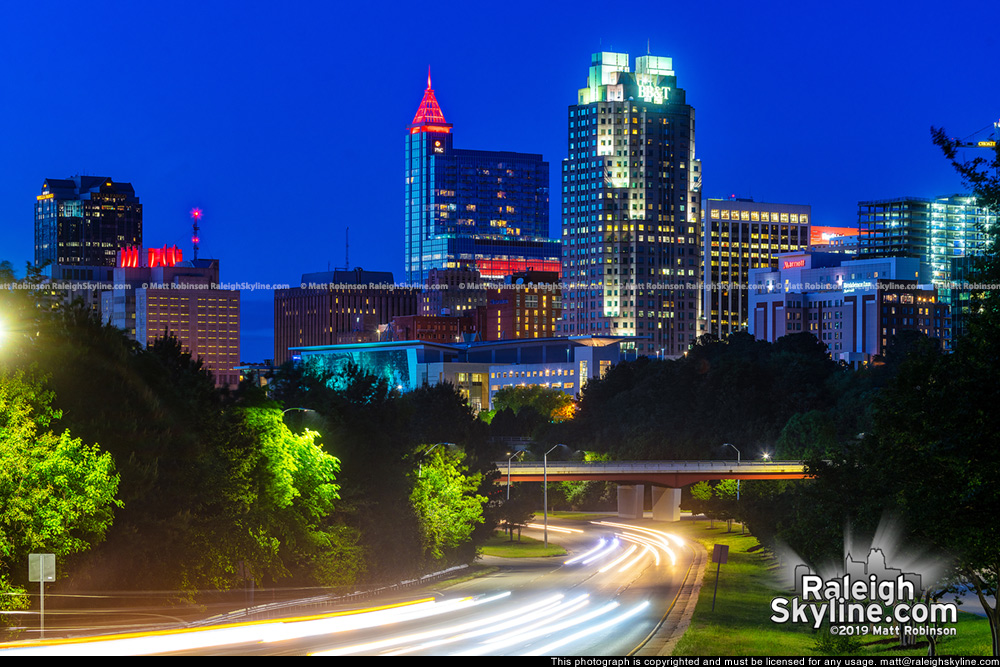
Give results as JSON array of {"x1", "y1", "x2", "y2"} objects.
[
  {"x1": 857, "y1": 195, "x2": 996, "y2": 338},
  {"x1": 858, "y1": 195, "x2": 993, "y2": 285},
  {"x1": 404, "y1": 74, "x2": 559, "y2": 284},
  {"x1": 558, "y1": 52, "x2": 703, "y2": 357},
  {"x1": 35, "y1": 176, "x2": 142, "y2": 276}
]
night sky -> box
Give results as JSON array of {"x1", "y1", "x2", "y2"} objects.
[{"x1": 2, "y1": 0, "x2": 997, "y2": 362}]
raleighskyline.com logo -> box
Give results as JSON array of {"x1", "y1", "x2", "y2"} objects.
[{"x1": 771, "y1": 548, "x2": 958, "y2": 636}]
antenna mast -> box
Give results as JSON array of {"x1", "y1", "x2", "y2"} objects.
[{"x1": 190, "y1": 208, "x2": 203, "y2": 261}]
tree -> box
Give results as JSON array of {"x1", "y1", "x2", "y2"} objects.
[
  {"x1": 711, "y1": 479, "x2": 740, "y2": 533},
  {"x1": 0, "y1": 370, "x2": 120, "y2": 613},
  {"x1": 775, "y1": 410, "x2": 837, "y2": 459},
  {"x1": 195, "y1": 406, "x2": 346, "y2": 588},
  {"x1": 928, "y1": 125, "x2": 1000, "y2": 655},
  {"x1": 498, "y1": 484, "x2": 535, "y2": 541},
  {"x1": 492, "y1": 385, "x2": 573, "y2": 420},
  {"x1": 688, "y1": 480, "x2": 713, "y2": 524},
  {"x1": 410, "y1": 449, "x2": 486, "y2": 563}
]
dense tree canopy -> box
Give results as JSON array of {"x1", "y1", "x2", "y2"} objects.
[
  {"x1": 566, "y1": 332, "x2": 845, "y2": 459},
  {"x1": 0, "y1": 369, "x2": 120, "y2": 607}
]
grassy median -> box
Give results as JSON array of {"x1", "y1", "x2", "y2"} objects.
[
  {"x1": 481, "y1": 531, "x2": 567, "y2": 558},
  {"x1": 671, "y1": 521, "x2": 993, "y2": 657}
]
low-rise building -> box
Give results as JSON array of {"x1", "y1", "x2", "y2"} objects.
[{"x1": 288, "y1": 335, "x2": 624, "y2": 412}]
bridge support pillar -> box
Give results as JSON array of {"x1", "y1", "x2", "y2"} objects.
[
  {"x1": 617, "y1": 485, "x2": 644, "y2": 519},
  {"x1": 651, "y1": 487, "x2": 682, "y2": 522}
]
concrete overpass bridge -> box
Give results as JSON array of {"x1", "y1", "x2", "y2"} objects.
[{"x1": 497, "y1": 460, "x2": 811, "y2": 521}]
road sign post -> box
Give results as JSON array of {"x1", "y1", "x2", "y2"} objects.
[
  {"x1": 711, "y1": 544, "x2": 729, "y2": 612},
  {"x1": 28, "y1": 553, "x2": 56, "y2": 639}
]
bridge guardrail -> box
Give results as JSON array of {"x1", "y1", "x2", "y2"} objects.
[{"x1": 496, "y1": 460, "x2": 811, "y2": 473}]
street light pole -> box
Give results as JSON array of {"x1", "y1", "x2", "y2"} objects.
[
  {"x1": 419, "y1": 442, "x2": 454, "y2": 478},
  {"x1": 723, "y1": 442, "x2": 741, "y2": 501},
  {"x1": 543, "y1": 444, "x2": 567, "y2": 547},
  {"x1": 507, "y1": 450, "x2": 525, "y2": 500}
]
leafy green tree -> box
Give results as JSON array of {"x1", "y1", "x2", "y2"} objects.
[
  {"x1": 410, "y1": 449, "x2": 486, "y2": 563},
  {"x1": 687, "y1": 480, "x2": 713, "y2": 524},
  {"x1": 193, "y1": 406, "x2": 345, "y2": 587},
  {"x1": 0, "y1": 370, "x2": 120, "y2": 611},
  {"x1": 497, "y1": 484, "x2": 535, "y2": 541},
  {"x1": 711, "y1": 479, "x2": 740, "y2": 533},
  {"x1": 555, "y1": 452, "x2": 616, "y2": 511},
  {"x1": 492, "y1": 385, "x2": 575, "y2": 423},
  {"x1": 569, "y1": 332, "x2": 844, "y2": 459},
  {"x1": 776, "y1": 410, "x2": 838, "y2": 459}
]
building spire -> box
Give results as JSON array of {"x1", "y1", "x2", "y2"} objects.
[{"x1": 409, "y1": 67, "x2": 452, "y2": 134}]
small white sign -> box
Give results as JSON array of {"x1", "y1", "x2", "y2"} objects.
[{"x1": 29, "y1": 553, "x2": 55, "y2": 582}]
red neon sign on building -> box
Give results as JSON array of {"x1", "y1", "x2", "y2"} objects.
[
  {"x1": 119, "y1": 245, "x2": 184, "y2": 269},
  {"x1": 782, "y1": 258, "x2": 807, "y2": 270}
]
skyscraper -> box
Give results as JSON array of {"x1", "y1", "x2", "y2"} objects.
[
  {"x1": 35, "y1": 176, "x2": 142, "y2": 278},
  {"x1": 404, "y1": 72, "x2": 560, "y2": 284},
  {"x1": 702, "y1": 198, "x2": 811, "y2": 337},
  {"x1": 103, "y1": 247, "x2": 241, "y2": 388},
  {"x1": 273, "y1": 268, "x2": 420, "y2": 365},
  {"x1": 559, "y1": 52, "x2": 703, "y2": 357},
  {"x1": 857, "y1": 194, "x2": 995, "y2": 338}
]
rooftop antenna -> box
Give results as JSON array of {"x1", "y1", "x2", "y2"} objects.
[
  {"x1": 345, "y1": 227, "x2": 350, "y2": 270},
  {"x1": 647, "y1": 38, "x2": 650, "y2": 55},
  {"x1": 190, "y1": 208, "x2": 203, "y2": 261}
]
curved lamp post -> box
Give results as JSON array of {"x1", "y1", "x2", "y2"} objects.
[
  {"x1": 543, "y1": 444, "x2": 570, "y2": 547},
  {"x1": 506, "y1": 449, "x2": 525, "y2": 500},
  {"x1": 419, "y1": 442, "x2": 455, "y2": 478},
  {"x1": 723, "y1": 442, "x2": 741, "y2": 501}
]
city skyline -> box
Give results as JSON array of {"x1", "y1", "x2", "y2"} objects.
[{"x1": 1, "y1": 0, "x2": 997, "y2": 362}]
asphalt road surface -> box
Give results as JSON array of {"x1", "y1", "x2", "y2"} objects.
[{"x1": 0, "y1": 518, "x2": 696, "y2": 656}]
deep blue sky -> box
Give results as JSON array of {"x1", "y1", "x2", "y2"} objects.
[{"x1": 2, "y1": 0, "x2": 998, "y2": 361}]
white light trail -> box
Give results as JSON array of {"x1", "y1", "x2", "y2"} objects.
[
  {"x1": 455, "y1": 597, "x2": 614, "y2": 656},
  {"x1": 598, "y1": 544, "x2": 637, "y2": 573},
  {"x1": 524, "y1": 601, "x2": 651, "y2": 656},
  {"x1": 564, "y1": 538, "x2": 606, "y2": 565}
]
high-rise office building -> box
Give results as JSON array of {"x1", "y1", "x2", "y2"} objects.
[
  {"x1": 103, "y1": 247, "x2": 241, "y2": 388},
  {"x1": 35, "y1": 176, "x2": 142, "y2": 278},
  {"x1": 559, "y1": 52, "x2": 703, "y2": 357},
  {"x1": 421, "y1": 267, "x2": 487, "y2": 316},
  {"x1": 858, "y1": 195, "x2": 993, "y2": 284},
  {"x1": 702, "y1": 198, "x2": 811, "y2": 337},
  {"x1": 858, "y1": 194, "x2": 995, "y2": 338},
  {"x1": 481, "y1": 270, "x2": 562, "y2": 341},
  {"x1": 273, "y1": 268, "x2": 420, "y2": 365},
  {"x1": 404, "y1": 73, "x2": 560, "y2": 284}
]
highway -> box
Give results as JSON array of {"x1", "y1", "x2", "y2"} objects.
[{"x1": 0, "y1": 518, "x2": 697, "y2": 656}]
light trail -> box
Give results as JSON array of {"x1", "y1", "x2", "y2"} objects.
[
  {"x1": 563, "y1": 538, "x2": 607, "y2": 565},
  {"x1": 313, "y1": 592, "x2": 559, "y2": 656},
  {"x1": 382, "y1": 594, "x2": 590, "y2": 656},
  {"x1": 455, "y1": 598, "x2": 617, "y2": 656}
]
